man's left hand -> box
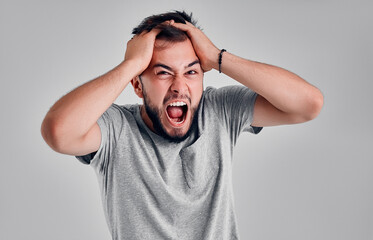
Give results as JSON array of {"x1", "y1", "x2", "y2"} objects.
[{"x1": 171, "y1": 20, "x2": 220, "y2": 72}]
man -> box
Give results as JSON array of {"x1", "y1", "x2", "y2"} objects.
[{"x1": 41, "y1": 11, "x2": 323, "y2": 240}]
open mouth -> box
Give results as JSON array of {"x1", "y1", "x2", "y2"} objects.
[{"x1": 166, "y1": 101, "x2": 188, "y2": 125}]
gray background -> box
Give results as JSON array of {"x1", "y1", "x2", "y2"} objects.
[{"x1": 1, "y1": 0, "x2": 372, "y2": 239}]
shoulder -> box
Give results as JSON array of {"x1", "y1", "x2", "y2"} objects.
[
  {"x1": 104, "y1": 103, "x2": 139, "y2": 118},
  {"x1": 204, "y1": 85, "x2": 250, "y2": 96},
  {"x1": 201, "y1": 85, "x2": 246, "y2": 118},
  {"x1": 99, "y1": 103, "x2": 140, "y2": 131},
  {"x1": 203, "y1": 85, "x2": 254, "y2": 104},
  {"x1": 107, "y1": 103, "x2": 137, "y2": 113}
]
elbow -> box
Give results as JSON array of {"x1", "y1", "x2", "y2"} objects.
[
  {"x1": 302, "y1": 88, "x2": 324, "y2": 122},
  {"x1": 41, "y1": 115, "x2": 67, "y2": 153}
]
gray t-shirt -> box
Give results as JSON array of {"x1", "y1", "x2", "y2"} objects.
[{"x1": 77, "y1": 86, "x2": 262, "y2": 240}]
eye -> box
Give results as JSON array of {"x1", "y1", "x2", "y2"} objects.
[
  {"x1": 157, "y1": 71, "x2": 171, "y2": 75},
  {"x1": 186, "y1": 70, "x2": 197, "y2": 75}
]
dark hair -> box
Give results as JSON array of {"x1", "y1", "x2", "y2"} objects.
[{"x1": 132, "y1": 10, "x2": 199, "y2": 42}]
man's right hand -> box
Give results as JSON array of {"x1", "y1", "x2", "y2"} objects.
[{"x1": 124, "y1": 27, "x2": 162, "y2": 76}]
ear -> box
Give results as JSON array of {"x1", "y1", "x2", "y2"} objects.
[{"x1": 131, "y1": 76, "x2": 144, "y2": 98}]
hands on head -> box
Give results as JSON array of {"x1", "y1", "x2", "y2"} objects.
[{"x1": 124, "y1": 20, "x2": 220, "y2": 76}]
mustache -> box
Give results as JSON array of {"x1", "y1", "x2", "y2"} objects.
[{"x1": 163, "y1": 93, "x2": 191, "y2": 105}]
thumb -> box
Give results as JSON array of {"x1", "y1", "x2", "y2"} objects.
[{"x1": 149, "y1": 26, "x2": 162, "y2": 36}]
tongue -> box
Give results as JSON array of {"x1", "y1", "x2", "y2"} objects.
[{"x1": 167, "y1": 106, "x2": 183, "y2": 118}]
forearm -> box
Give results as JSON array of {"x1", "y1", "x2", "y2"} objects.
[
  {"x1": 218, "y1": 51, "x2": 323, "y2": 119},
  {"x1": 42, "y1": 60, "x2": 137, "y2": 142}
]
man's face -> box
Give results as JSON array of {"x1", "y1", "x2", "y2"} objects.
[{"x1": 135, "y1": 38, "x2": 204, "y2": 141}]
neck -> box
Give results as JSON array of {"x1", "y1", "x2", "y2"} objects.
[{"x1": 140, "y1": 105, "x2": 155, "y2": 132}]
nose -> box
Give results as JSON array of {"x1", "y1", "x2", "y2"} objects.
[{"x1": 170, "y1": 75, "x2": 188, "y2": 94}]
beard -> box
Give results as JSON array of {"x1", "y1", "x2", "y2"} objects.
[{"x1": 142, "y1": 89, "x2": 200, "y2": 143}]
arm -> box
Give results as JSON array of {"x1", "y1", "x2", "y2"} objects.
[
  {"x1": 41, "y1": 28, "x2": 161, "y2": 156},
  {"x1": 216, "y1": 53, "x2": 324, "y2": 126},
  {"x1": 172, "y1": 21, "x2": 324, "y2": 127}
]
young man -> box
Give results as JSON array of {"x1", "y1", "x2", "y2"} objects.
[{"x1": 41, "y1": 11, "x2": 323, "y2": 240}]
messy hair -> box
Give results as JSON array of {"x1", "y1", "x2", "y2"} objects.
[{"x1": 132, "y1": 10, "x2": 200, "y2": 42}]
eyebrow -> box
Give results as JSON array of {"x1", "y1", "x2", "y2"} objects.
[{"x1": 152, "y1": 60, "x2": 200, "y2": 71}]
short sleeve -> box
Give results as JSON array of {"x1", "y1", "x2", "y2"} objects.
[
  {"x1": 75, "y1": 104, "x2": 125, "y2": 167},
  {"x1": 204, "y1": 86, "x2": 262, "y2": 144}
]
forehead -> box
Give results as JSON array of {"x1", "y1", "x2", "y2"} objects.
[{"x1": 150, "y1": 39, "x2": 199, "y2": 69}]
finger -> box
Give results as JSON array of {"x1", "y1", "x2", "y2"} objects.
[
  {"x1": 173, "y1": 20, "x2": 195, "y2": 28},
  {"x1": 153, "y1": 20, "x2": 172, "y2": 30},
  {"x1": 162, "y1": 20, "x2": 173, "y2": 25},
  {"x1": 149, "y1": 26, "x2": 162, "y2": 36},
  {"x1": 137, "y1": 26, "x2": 162, "y2": 37},
  {"x1": 171, "y1": 22, "x2": 191, "y2": 32},
  {"x1": 184, "y1": 21, "x2": 195, "y2": 27}
]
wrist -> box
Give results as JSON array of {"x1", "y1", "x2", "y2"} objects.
[
  {"x1": 218, "y1": 49, "x2": 226, "y2": 73},
  {"x1": 122, "y1": 59, "x2": 147, "y2": 77},
  {"x1": 209, "y1": 47, "x2": 220, "y2": 71},
  {"x1": 116, "y1": 60, "x2": 142, "y2": 81}
]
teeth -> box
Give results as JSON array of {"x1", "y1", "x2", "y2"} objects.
[{"x1": 168, "y1": 101, "x2": 186, "y2": 107}]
